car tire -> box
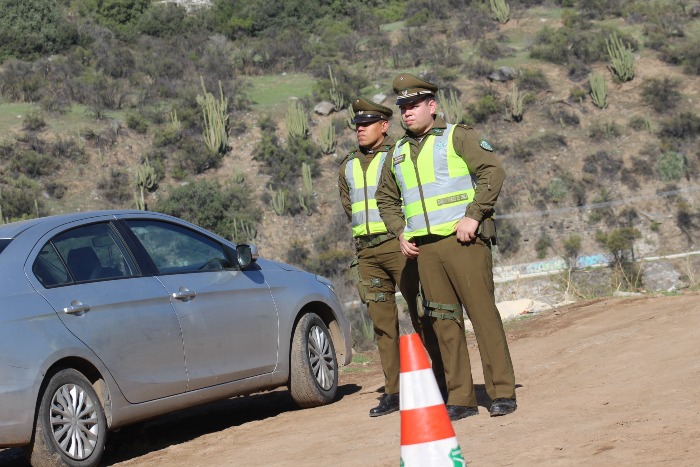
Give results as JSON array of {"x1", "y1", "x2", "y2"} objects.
[
  {"x1": 289, "y1": 313, "x2": 338, "y2": 408},
  {"x1": 24, "y1": 369, "x2": 107, "y2": 467}
]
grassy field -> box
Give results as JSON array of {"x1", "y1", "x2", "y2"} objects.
[{"x1": 248, "y1": 73, "x2": 315, "y2": 112}]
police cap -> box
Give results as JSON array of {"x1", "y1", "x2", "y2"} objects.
[
  {"x1": 351, "y1": 97, "x2": 393, "y2": 124},
  {"x1": 393, "y1": 73, "x2": 438, "y2": 105}
]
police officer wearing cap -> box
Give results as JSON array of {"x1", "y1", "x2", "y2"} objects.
[
  {"x1": 338, "y1": 97, "x2": 445, "y2": 417},
  {"x1": 376, "y1": 74, "x2": 517, "y2": 421}
]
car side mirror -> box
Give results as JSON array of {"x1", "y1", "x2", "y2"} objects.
[{"x1": 237, "y1": 244, "x2": 259, "y2": 270}]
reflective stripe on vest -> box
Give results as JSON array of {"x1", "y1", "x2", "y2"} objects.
[
  {"x1": 345, "y1": 152, "x2": 389, "y2": 237},
  {"x1": 391, "y1": 124, "x2": 476, "y2": 239}
]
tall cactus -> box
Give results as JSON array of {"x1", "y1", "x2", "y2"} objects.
[
  {"x1": 135, "y1": 158, "x2": 157, "y2": 192},
  {"x1": 170, "y1": 109, "x2": 181, "y2": 132},
  {"x1": 286, "y1": 100, "x2": 308, "y2": 139},
  {"x1": 507, "y1": 84, "x2": 525, "y2": 122},
  {"x1": 232, "y1": 218, "x2": 257, "y2": 243},
  {"x1": 437, "y1": 90, "x2": 463, "y2": 124},
  {"x1": 490, "y1": 0, "x2": 510, "y2": 24},
  {"x1": 197, "y1": 77, "x2": 229, "y2": 154},
  {"x1": 302, "y1": 162, "x2": 313, "y2": 194},
  {"x1": 606, "y1": 32, "x2": 634, "y2": 83},
  {"x1": 232, "y1": 167, "x2": 245, "y2": 184},
  {"x1": 328, "y1": 65, "x2": 345, "y2": 111},
  {"x1": 346, "y1": 105, "x2": 356, "y2": 131},
  {"x1": 589, "y1": 72, "x2": 609, "y2": 109},
  {"x1": 299, "y1": 194, "x2": 313, "y2": 216},
  {"x1": 319, "y1": 120, "x2": 336, "y2": 154},
  {"x1": 270, "y1": 186, "x2": 286, "y2": 215},
  {"x1": 134, "y1": 191, "x2": 146, "y2": 211}
]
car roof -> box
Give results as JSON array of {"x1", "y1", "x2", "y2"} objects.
[{"x1": 0, "y1": 210, "x2": 166, "y2": 239}]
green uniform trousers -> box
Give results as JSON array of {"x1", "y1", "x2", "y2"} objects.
[
  {"x1": 416, "y1": 234, "x2": 516, "y2": 407},
  {"x1": 358, "y1": 237, "x2": 445, "y2": 394}
]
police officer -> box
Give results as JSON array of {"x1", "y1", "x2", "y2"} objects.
[
  {"x1": 339, "y1": 97, "x2": 445, "y2": 417},
  {"x1": 376, "y1": 75, "x2": 517, "y2": 421}
]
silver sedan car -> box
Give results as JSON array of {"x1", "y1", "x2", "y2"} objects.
[{"x1": 0, "y1": 210, "x2": 351, "y2": 467}]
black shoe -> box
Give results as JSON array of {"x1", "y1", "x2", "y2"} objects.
[
  {"x1": 489, "y1": 398, "x2": 517, "y2": 417},
  {"x1": 439, "y1": 387, "x2": 449, "y2": 403},
  {"x1": 369, "y1": 393, "x2": 400, "y2": 417},
  {"x1": 446, "y1": 405, "x2": 479, "y2": 421}
]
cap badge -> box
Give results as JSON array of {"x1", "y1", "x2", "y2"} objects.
[
  {"x1": 400, "y1": 77, "x2": 404, "y2": 80},
  {"x1": 358, "y1": 111, "x2": 363, "y2": 114},
  {"x1": 402, "y1": 90, "x2": 408, "y2": 96}
]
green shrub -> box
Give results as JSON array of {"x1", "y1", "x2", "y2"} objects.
[
  {"x1": 465, "y1": 60, "x2": 495, "y2": 79},
  {"x1": 563, "y1": 234, "x2": 582, "y2": 268},
  {"x1": 658, "y1": 113, "x2": 700, "y2": 139},
  {"x1": 535, "y1": 235, "x2": 553, "y2": 259},
  {"x1": 97, "y1": 169, "x2": 131, "y2": 204},
  {"x1": 589, "y1": 119, "x2": 621, "y2": 139},
  {"x1": 175, "y1": 138, "x2": 223, "y2": 175},
  {"x1": 465, "y1": 95, "x2": 501, "y2": 123},
  {"x1": 495, "y1": 219, "x2": 521, "y2": 257},
  {"x1": 517, "y1": 69, "x2": 549, "y2": 91},
  {"x1": 126, "y1": 113, "x2": 149, "y2": 134},
  {"x1": 0, "y1": 186, "x2": 42, "y2": 220},
  {"x1": 155, "y1": 179, "x2": 259, "y2": 240},
  {"x1": 656, "y1": 151, "x2": 686, "y2": 182},
  {"x1": 10, "y1": 151, "x2": 59, "y2": 177},
  {"x1": 547, "y1": 178, "x2": 567, "y2": 202},
  {"x1": 641, "y1": 77, "x2": 681, "y2": 114},
  {"x1": 628, "y1": 115, "x2": 648, "y2": 131},
  {"x1": 51, "y1": 137, "x2": 89, "y2": 164},
  {"x1": 23, "y1": 112, "x2": 46, "y2": 132},
  {"x1": 583, "y1": 151, "x2": 622, "y2": 179},
  {"x1": 153, "y1": 127, "x2": 181, "y2": 147},
  {"x1": 44, "y1": 180, "x2": 66, "y2": 199}
]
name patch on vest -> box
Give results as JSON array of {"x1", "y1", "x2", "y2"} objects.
[
  {"x1": 436, "y1": 193, "x2": 471, "y2": 206},
  {"x1": 393, "y1": 153, "x2": 405, "y2": 165}
]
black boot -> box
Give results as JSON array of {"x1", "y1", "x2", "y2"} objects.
[
  {"x1": 489, "y1": 398, "x2": 517, "y2": 417},
  {"x1": 369, "y1": 393, "x2": 400, "y2": 417},
  {"x1": 446, "y1": 405, "x2": 479, "y2": 421}
]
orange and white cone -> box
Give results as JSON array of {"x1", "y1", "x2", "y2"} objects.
[{"x1": 400, "y1": 333, "x2": 466, "y2": 466}]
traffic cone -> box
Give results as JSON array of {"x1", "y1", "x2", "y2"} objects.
[{"x1": 400, "y1": 333, "x2": 466, "y2": 466}]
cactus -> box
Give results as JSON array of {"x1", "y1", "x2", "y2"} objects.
[
  {"x1": 437, "y1": 90, "x2": 463, "y2": 124},
  {"x1": 589, "y1": 72, "x2": 608, "y2": 109},
  {"x1": 346, "y1": 105, "x2": 356, "y2": 131},
  {"x1": 490, "y1": 0, "x2": 510, "y2": 24},
  {"x1": 0, "y1": 205, "x2": 3, "y2": 225},
  {"x1": 232, "y1": 167, "x2": 244, "y2": 184},
  {"x1": 319, "y1": 120, "x2": 336, "y2": 154},
  {"x1": 560, "y1": 117, "x2": 565, "y2": 129},
  {"x1": 34, "y1": 199, "x2": 39, "y2": 218},
  {"x1": 302, "y1": 162, "x2": 313, "y2": 193},
  {"x1": 514, "y1": 199, "x2": 521, "y2": 212},
  {"x1": 233, "y1": 218, "x2": 257, "y2": 243},
  {"x1": 98, "y1": 148, "x2": 104, "y2": 166},
  {"x1": 507, "y1": 84, "x2": 525, "y2": 122},
  {"x1": 606, "y1": 32, "x2": 634, "y2": 83},
  {"x1": 170, "y1": 109, "x2": 181, "y2": 132},
  {"x1": 135, "y1": 158, "x2": 157, "y2": 192},
  {"x1": 299, "y1": 194, "x2": 313, "y2": 216},
  {"x1": 270, "y1": 186, "x2": 286, "y2": 215},
  {"x1": 527, "y1": 191, "x2": 535, "y2": 205},
  {"x1": 645, "y1": 112, "x2": 652, "y2": 133},
  {"x1": 197, "y1": 77, "x2": 229, "y2": 154},
  {"x1": 286, "y1": 100, "x2": 308, "y2": 139},
  {"x1": 328, "y1": 66, "x2": 345, "y2": 112},
  {"x1": 579, "y1": 96, "x2": 584, "y2": 112},
  {"x1": 134, "y1": 190, "x2": 146, "y2": 211}
]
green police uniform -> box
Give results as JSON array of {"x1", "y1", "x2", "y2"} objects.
[
  {"x1": 338, "y1": 97, "x2": 445, "y2": 403},
  {"x1": 376, "y1": 75, "x2": 516, "y2": 412}
]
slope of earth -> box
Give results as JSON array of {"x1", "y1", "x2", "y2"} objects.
[{"x1": 2, "y1": 293, "x2": 698, "y2": 466}]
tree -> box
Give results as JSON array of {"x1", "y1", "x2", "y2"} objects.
[
  {"x1": 595, "y1": 227, "x2": 641, "y2": 263},
  {"x1": 563, "y1": 234, "x2": 582, "y2": 270}
]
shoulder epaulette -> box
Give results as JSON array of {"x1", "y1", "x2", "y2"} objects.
[
  {"x1": 456, "y1": 124, "x2": 474, "y2": 130},
  {"x1": 432, "y1": 128, "x2": 444, "y2": 135}
]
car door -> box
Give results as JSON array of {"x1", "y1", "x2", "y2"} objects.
[
  {"x1": 121, "y1": 219, "x2": 279, "y2": 391},
  {"x1": 26, "y1": 220, "x2": 188, "y2": 404}
]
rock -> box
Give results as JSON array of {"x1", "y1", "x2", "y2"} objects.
[
  {"x1": 643, "y1": 261, "x2": 681, "y2": 291},
  {"x1": 314, "y1": 101, "x2": 334, "y2": 115},
  {"x1": 496, "y1": 299, "x2": 552, "y2": 321},
  {"x1": 613, "y1": 291, "x2": 644, "y2": 297},
  {"x1": 488, "y1": 67, "x2": 516, "y2": 82},
  {"x1": 555, "y1": 300, "x2": 577, "y2": 308},
  {"x1": 372, "y1": 93, "x2": 386, "y2": 104}
]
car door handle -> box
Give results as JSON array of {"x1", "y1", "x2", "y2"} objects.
[
  {"x1": 172, "y1": 290, "x2": 196, "y2": 300},
  {"x1": 64, "y1": 304, "x2": 91, "y2": 314}
]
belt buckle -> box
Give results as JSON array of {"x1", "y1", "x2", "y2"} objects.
[
  {"x1": 375, "y1": 292, "x2": 386, "y2": 302},
  {"x1": 370, "y1": 278, "x2": 381, "y2": 288}
]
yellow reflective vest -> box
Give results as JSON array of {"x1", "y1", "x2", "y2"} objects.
[
  {"x1": 391, "y1": 124, "x2": 476, "y2": 240},
  {"x1": 345, "y1": 151, "x2": 390, "y2": 237}
]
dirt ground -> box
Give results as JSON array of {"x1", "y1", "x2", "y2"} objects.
[{"x1": 2, "y1": 293, "x2": 699, "y2": 466}]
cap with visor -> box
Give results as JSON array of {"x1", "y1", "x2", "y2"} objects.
[
  {"x1": 351, "y1": 97, "x2": 393, "y2": 124},
  {"x1": 392, "y1": 73, "x2": 439, "y2": 105}
]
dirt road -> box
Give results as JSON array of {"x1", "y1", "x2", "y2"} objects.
[{"x1": 2, "y1": 294, "x2": 699, "y2": 466}]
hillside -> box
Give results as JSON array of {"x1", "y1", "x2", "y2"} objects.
[{"x1": 2, "y1": 0, "x2": 700, "y2": 307}]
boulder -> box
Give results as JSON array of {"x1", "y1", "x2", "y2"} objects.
[
  {"x1": 613, "y1": 291, "x2": 644, "y2": 297},
  {"x1": 488, "y1": 67, "x2": 517, "y2": 82},
  {"x1": 314, "y1": 101, "x2": 335, "y2": 115},
  {"x1": 372, "y1": 93, "x2": 387, "y2": 104}
]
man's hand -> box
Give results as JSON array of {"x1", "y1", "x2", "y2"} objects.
[
  {"x1": 399, "y1": 233, "x2": 419, "y2": 258},
  {"x1": 454, "y1": 217, "x2": 479, "y2": 243}
]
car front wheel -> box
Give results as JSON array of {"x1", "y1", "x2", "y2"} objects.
[
  {"x1": 289, "y1": 313, "x2": 338, "y2": 408},
  {"x1": 24, "y1": 369, "x2": 107, "y2": 467}
]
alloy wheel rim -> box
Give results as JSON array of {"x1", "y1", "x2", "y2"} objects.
[
  {"x1": 308, "y1": 325, "x2": 335, "y2": 390},
  {"x1": 50, "y1": 383, "x2": 99, "y2": 460}
]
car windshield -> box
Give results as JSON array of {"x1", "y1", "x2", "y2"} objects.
[{"x1": 0, "y1": 239, "x2": 11, "y2": 256}]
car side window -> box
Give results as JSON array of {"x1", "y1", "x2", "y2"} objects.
[
  {"x1": 52, "y1": 223, "x2": 138, "y2": 283},
  {"x1": 32, "y1": 243, "x2": 72, "y2": 288},
  {"x1": 126, "y1": 220, "x2": 232, "y2": 274}
]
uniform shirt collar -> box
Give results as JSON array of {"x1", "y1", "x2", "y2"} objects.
[
  {"x1": 403, "y1": 115, "x2": 447, "y2": 146},
  {"x1": 356, "y1": 135, "x2": 396, "y2": 160}
]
